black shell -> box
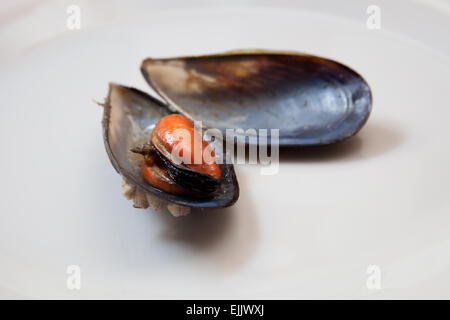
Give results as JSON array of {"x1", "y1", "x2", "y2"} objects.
[
  {"x1": 102, "y1": 83, "x2": 239, "y2": 208},
  {"x1": 141, "y1": 50, "x2": 372, "y2": 146},
  {"x1": 152, "y1": 146, "x2": 221, "y2": 194}
]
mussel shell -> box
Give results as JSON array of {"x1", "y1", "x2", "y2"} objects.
[
  {"x1": 141, "y1": 50, "x2": 372, "y2": 146},
  {"x1": 102, "y1": 83, "x2": 239, "y2": 208}
]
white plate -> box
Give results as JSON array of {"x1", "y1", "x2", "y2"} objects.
[{"x1": 1, "y1": 2, "x2": 450, "y2": 299}]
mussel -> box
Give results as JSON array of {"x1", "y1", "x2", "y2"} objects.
[
  {"x1": 141, "y1": 50, "x2": 372, "y2": 146},
  {"x1": 101, "y1": 50, "x2": 372, "y2": 215},
  {"x1": 131, "y1": 113, "x2": 223, "y2": 195},
  {"x1": 102, "y1": 84, "x2": 239, "y2": 215}
]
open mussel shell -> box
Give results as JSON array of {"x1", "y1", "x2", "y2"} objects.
[
  {"x1": 102, "y1": 83, "x2": 239, "y2": 208},
  {"x1": 141, "y1": 50, "x2": 372, "y2": 146}
]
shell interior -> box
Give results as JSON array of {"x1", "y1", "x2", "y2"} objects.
[{"x1": 102, "y1": 83, "x2": 239, "y2": 208}]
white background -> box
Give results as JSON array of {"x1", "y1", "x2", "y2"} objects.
[{"x1": 1, "y1": 0, "x2": 450, "y2": 299}]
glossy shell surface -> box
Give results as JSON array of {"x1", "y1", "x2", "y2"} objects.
[
  {"x1": 102, "y1": 83, "x2": 239, "y2": 208},
  {"x1": 141, "y1": 51, "x2": 372, "y2": 146}
]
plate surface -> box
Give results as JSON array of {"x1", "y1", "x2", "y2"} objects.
[{"x1": 1, "y1": 2, "x2": 450, "y2": 299}]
